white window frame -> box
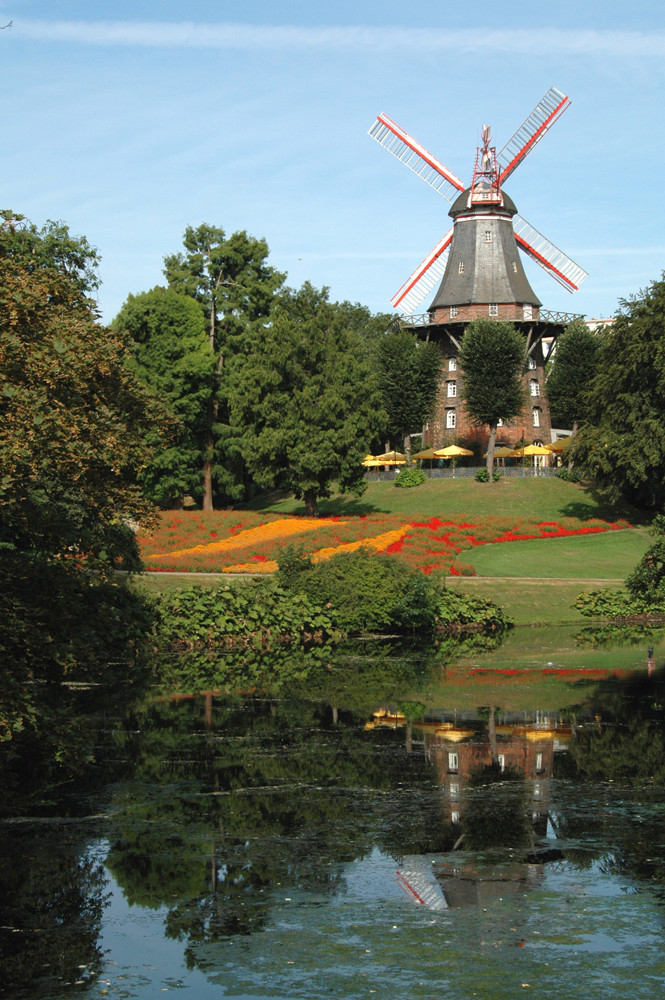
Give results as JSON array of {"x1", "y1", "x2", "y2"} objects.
[
  {"x1": 458, "y1": 261, "x2": 465, "y2": 274},
  {"x1": 449, "y1": 356, "x2": 457, "y2": 371},
  {"x1": 450, "y1": 305, "x2": 457, "y2": 319},
  {"x1": 497, "y1": 754, "x2": 505, "y2": 772},
  {"x1": 530, "y1": 379, "x2": 540, "y2": 396},
  {"x1": 528, "y1": 355, "x2": 537, "y2": 370},
  {"x1": 485, "y1": 230, "x2": 493, "y2": 243},
  {"x1": 446, "y1": 409, "x2": 456, "y2": 429},
  {"x1": 447, "y1": 752, "x2": 459, "y2": 772},
  {"x1": 447, "y1": 381, "x2": 457, "y2": 398},
  {"x1": 532, "y1": 407, "x2": 541, "y2": 427},
  {"x1": 523, "y1": 304, "x2": 533, "y2": 320},
  {"x1": 535, "y1": 752, "x2": 544, "y2": 773},
  {"x1": 489, "y1": 303, "x2": 498, "y2": 317}
]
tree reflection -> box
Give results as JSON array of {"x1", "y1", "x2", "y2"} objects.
[{"x1": 0, "y1": 829, "x2": 108, "y2": 999}]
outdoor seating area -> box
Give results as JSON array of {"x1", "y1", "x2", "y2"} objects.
[{"x1": 363, "y1": 440, "x2": 569, "y2": 478}]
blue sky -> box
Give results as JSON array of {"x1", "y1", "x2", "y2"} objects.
[{"x1": 2, "y1": 1, "x2": 664, "y2": 323}]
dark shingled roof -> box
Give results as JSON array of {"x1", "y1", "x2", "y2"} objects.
[{"x1": 429, "y1": 187, "x2": 541, "y2": 309}]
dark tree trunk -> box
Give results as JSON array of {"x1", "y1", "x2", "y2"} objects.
[
  {"x1": 304, "y1": 488, "x2": 318, "y2": 517},
  {"x1": 485, "y1": 424, "x2": 497, "y2": 484}
]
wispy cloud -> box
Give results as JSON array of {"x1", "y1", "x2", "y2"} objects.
[{"x1": 8, "y1": 21, "x2": 665, "y2": 56}]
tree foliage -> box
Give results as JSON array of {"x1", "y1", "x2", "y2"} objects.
[
  {"x1": 229, "y1": 282, "x2": 386, "y2": 516},
  {"x1": 113, "y1": 286, "x2": 213, "y2": 506},
  {"x1": 546, "y1": 318, "x2": 600, "y2": 431},
  {"x1": 570, "y1": 276, "x2": 665, "y2": 509},
  {"x1": 458, "y1": 319, "x2": 526, "y2": 479},
  {"x1": 163, "y1": 224, "x2": 285, "y2": 509},
  {"x1": 0, "y1": 211, "x2": 161, "y2": 747},
  {"x1": 374, "y1": 328, "x2": 442, "y2": 460}
]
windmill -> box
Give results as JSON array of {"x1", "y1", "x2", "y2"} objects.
[{"x1": 368, "y1": 86, "x2": 587, "y2": 319}]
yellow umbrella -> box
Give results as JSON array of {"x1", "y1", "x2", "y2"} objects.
[
  {"x1": 376, "y1": 450, "x2": 407, "y2": 465},
  {"x1": 434, "y1": 444, "x2": 474, "y2": 478},
  {"x1": 412, "y1": 447, "x2": 441, "y2": 460},
  {"x1": 434, "y1": 445, "x2": 474, "y2": 458},
  {"x1": 545, "y1": 439, "x2": 571, "y2": 453},
  {"x1": 484, "y1": 446, "x2": 515, "y2": 459},
  {"x1": 362, "y1": 457, "x2": 384, "y2": 467},
  {"x1": 522, "y1": 444, "x2": 553, "y2": 456}
]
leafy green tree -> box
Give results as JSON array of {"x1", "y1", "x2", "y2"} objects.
[
  {"x1": 113, "y1": 287, "x2": 214, "y2": 507},
  {"x1": 163, "y1": 224, "x2": 285, "y2": 509},
  {"x1": 229, "y1": 282, "x2": 386, "y2": 516},
  {"x1": 458, "y1": 319, "x2": 526, "y2": 480},
  {"x1": 0, "y1": 211, "x2": 162, "y2": 746},
  {"x1": 374, "y1": 329, "x2": 442, "y2": 462},
  {"x1": 570, "y1": 276, "x2": 665, "y2": 509},
  {"x1": 546, "y1": 318, "x2": 600, "y2": 435}
]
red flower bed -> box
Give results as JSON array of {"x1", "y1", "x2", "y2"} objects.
[{"x1": 139, "y1": 510, "x2": 632, "y2": 575}]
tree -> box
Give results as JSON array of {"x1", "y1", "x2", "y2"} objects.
[
  {"x1": 163, "y1": 224, "x2": 285, "y2": 509},
  {"x1": 0, "y1": 211, "x2": 164, "y2": 746},
  {"x1": 546, "y1": 318, "x2": 600, "y2": 433},
  {"x1": 570, "y1": 275, "x2": 665, "y2": 509},
  {"x1": 113, "y1": 287, "x2": 213, "y2": 506},
  {"x1": 458, "y1": 319, "x2": 526, "y2": 480},
  {"x1": 374, "y1": 329, "x2": 442, "y2": 462},
  {"x1": 229, "y1": 283, "x2": 386, "y2": 516}
]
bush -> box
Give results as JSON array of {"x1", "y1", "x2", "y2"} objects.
[
  {"x1": 280, "y1": 548, "x2": 511, "y2": 635},
  {"x1": 556, "y1": 467, "x2": 581, "y2": 483},
  {"x1": 276, "y1": 544, "x2": 313, "y2": 589},
  {"x1": 394, "y1": 466, "x2": 427, "y2": 488},
  {"x1": 475, "y1": 468, "x2": 501, "y2": 483}
]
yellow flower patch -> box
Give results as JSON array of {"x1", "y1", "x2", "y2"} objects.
[
  {"x1": 222, "y1": 524, "x2": 412, "y2": 574},
  {"x1": 146, "y1": 516, "x2": 345, "y2": 561}
]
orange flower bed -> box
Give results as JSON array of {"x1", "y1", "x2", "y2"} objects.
[{"x1": 139, "y1": 510, "x2": 631, "y2": 576}]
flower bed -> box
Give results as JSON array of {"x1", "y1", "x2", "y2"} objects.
[{"x1": 139, "y1": 511, "x2": 631, "y2": 575}]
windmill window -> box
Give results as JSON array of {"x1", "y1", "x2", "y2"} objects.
[
  {"x1": 450, "y1": 305, "x2": 458, "y2": 319},
  {"x1": 532, "y1": 407, "x2": 541, "y2": 427},
  {"x1": 485, "y1": 230, "x2": 493, "y2": 243},
  {"x1": 448, "y1": 752, "x2": 459, "y2": 772},
  {"x1": 446, "y1": 409, "x2": 456, "y2": 429},
  {"x1": 523, "y1": 304, "x2": 533, "y2": 320},
  {"x1": 447, "y1": 381, "x2": 457, "y2": 398},
  {"x1": 513, "y1": 261, "x2": 518, "y2": 273},
  {"x1": 458, "y1": 261, "x2": 465, "y2": 274},
  {"x1": 528, "y1": 355, "x2": 537, "y2": 370},
  {"x1": 530, "y1": 379, "x2": 540, "y2": 396},
  {"x1": 449, "y1": 357, "x2": 457, "y2": 371},
  {"x1": 489, "y1": 303, "x2": 499, "y2": 317}
]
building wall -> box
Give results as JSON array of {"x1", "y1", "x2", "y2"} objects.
[{"x1": 422, "y1": 326, "x2": 553, "y2": 450}]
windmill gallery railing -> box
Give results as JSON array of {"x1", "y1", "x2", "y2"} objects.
[{"x1": 398, "y1": 308, "x2": 585, "y2": 329}]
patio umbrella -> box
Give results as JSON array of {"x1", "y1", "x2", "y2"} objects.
[
  {"x1": 412, "y1": 447, "x2": 441, "y2": 460},
  {"x1": 545, "y1": 439, "x2": 571, "y2": 453},
  {"x1": 434, "y1": 444, "x2": 474, "y2": 478},
  {"x1": 434, "y1": 445, "x2": 474, "y2": 458},
  {"x1": 376, "y1": 450, "x2": 406, "y2": 465},
  {"x1": 484, "y1": 446, "x2": 515, "y2": 459},
  {"x1": 362, "y1": 457, "x2": 384, "y2": 467},
  {"x1": 512, "y1": 443, "x2": 552, "y2": 477}
]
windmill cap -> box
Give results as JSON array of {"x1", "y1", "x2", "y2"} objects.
[{"x1": 449, "y1": 185, "x2": 518, "y2": 218}]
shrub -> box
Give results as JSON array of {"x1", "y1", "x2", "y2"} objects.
[
  {"x1": 475, "y1": 468, "x2": 501, "y2": 483},
  {"x1": 394, "y1": 466, "x2": 427, "y2": 489},
  {"x1": 276, "y1": 544, "x2": 313, "y2": 589},
  {"x1": 556, "y1": 468, "x2": 581, "y2": 483}
]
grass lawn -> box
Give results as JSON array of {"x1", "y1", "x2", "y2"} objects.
[
  {"x1": 243, "y1": 477, "x2": 643, "y2": 524},
  {"x1": 467, "y1": 526, "x2": 651, "y2": 579}
]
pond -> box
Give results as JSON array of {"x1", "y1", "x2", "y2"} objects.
[{"x1": 3, "y1": 626, "x2": 665, "y2": 1000}]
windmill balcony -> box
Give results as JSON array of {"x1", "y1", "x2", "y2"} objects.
[{"x1": 429, "y1": 302, "x2": 541, "y2": 325}]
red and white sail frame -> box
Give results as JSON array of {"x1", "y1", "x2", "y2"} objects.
[
  {"x1": 368, "y1": 113, "x2": 465, "y2": 202},
  {"x1": 390, "y1": 229, "x2": 454, "y2": 313}
]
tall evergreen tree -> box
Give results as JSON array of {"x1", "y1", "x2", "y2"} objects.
[
  {"x1": 229, "y1": 283, "x2": 386, "y2": 516},
  {"x1": 374, "y1": 329, "x2": 442, "y2": 462},
  {"x1": 458, "y1": 319, "x2": 526, "y2": 481},
  {"x1": 546, "y1": 318, "x2": 600, "y2": 433},
  {"x1": 571, "y1": 276, "x2": 665, "y2": 509},
  {"x1": 113, "y1": 287, "x2": 213, "y2": 507},
  {"x1": 163, "y1": 224, "x2": 285, "y2": 509}
]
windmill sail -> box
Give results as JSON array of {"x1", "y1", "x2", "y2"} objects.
[
  {"x1": 391, "y1": 230, "x2": 454, "y2": 313},
  {"x1": 513, "y1": 215, "x2": 587, "y2": 292},
  {"x1": 497, "y1": 86, "x2": 571, "y2": 185},
  {"x1": 368, "y1": 114, "x2": 465, "y2": 202}
]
